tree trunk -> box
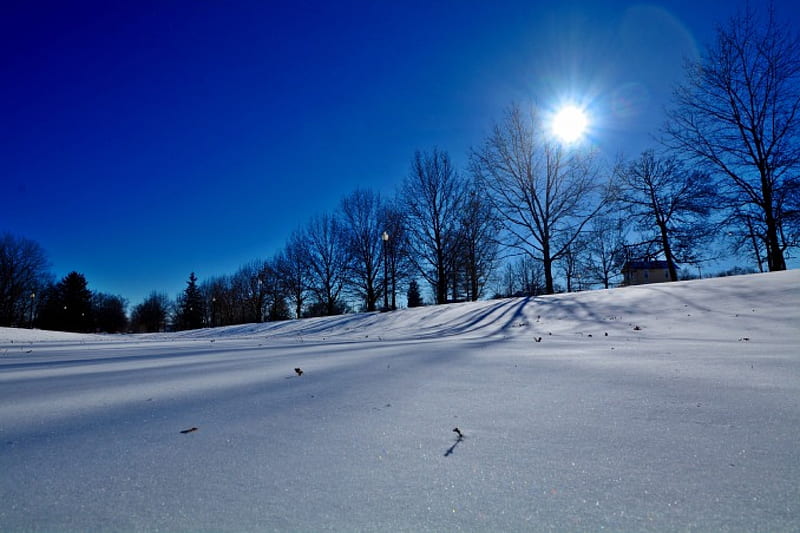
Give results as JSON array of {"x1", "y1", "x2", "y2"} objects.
[
  {"x1": 543, "y1": 256, "x2": 554, "y2": 294},
  {"x1": 763, "y1": 202, "x2": 786, "y2": 271},
  {"x1": 659, "y1": 223, "x2": 679, "y2": 282}
]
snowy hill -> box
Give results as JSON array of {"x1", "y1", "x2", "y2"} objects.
[{"x1": 1, "y1": 271, "x2": 799, "y2": 532}]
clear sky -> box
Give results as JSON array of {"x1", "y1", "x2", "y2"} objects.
[{"x1": 3, "y1": 0, "x2": 799, "y2": 307}]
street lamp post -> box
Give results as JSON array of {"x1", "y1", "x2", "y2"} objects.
[
  {"x1": 382, "y1": 231, "x2": 389, "y2": 311},
  {"x1": 258, "y1": 278, "x2": 263, "y2": 323},
  {"x1": 29, "y1": 292, "x2": 36, "y2": 328}
]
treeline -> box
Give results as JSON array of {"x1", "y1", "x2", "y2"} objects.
[
  {"x1": 0, "y1": 234, "x2": 127, "y2": 332},
  {"x1": 2, "y1": 5, "x2": 798, "y2": 333},
  {"x1": 129, "y1": 152, "x2": 501, "y2": 332}
]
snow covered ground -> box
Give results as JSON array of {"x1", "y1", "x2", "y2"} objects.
[{"x1": 1, "y1": 271, "x2": 799, "y2": 532}]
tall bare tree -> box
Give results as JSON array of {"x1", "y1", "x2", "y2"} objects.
[
  {"x1": 302, "y1": 213, "x2": 350, "y2": 316},
  {"x1": 614, "y1": 151, "x2": 716, "y2": 282},
  {"x1": 378, "y1": 201, "x2": 413, "y2": 310},
  {"x1": 278, "y1": 232, "x2": 311, "y2": 319},
  {"x1": 0, "y1": 233, "x2": 51, "y2": 327},
  {"x1": 231, "y1": 260, "x2": 271, "y2": 323},
  {"x1": 261, "y1": 257, "x2": 291, "y2": 321},
  {"x1": 201, "y1": 275, "x2": 234, "y2": 327},
  {"x1": 664, "y1": 4, "x2": 800, "y2": 271},
  {"x1": 92, "y1": 293, "x2": 128, "y2": 333},
  {"x1": 401, "y1": 148, "x2": 466, "y2": 304},
  {"x1": 340, "y1": 188, "x2": 383, "y2": 312},
  {"x1": 457, "y1": 184, "x2": 500, "y2": 300},
  {"x1": 471, "y1": 104, "x2": 608, "y2": 294}
]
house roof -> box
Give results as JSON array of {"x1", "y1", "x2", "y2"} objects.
[{"x1": 623, "y1": 260, "x2": 675, "y2": 270}]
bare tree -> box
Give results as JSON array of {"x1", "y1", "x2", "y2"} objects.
[
  {"x1": 457, "y1": 184, "x2": 501, "y2": 300},
  {"x1": 614, "y1": 151, "x2": 716, "y2": 281},
  {"x1": 664, "y1": 4, "x2": 800, "y2": 271},
  {"x1": 0, "y1": 233, "x2": 51, "y2": 327},
  {"x1": 582, "y1": 215, "x2": 627, "y2": 289},
  {"x1": 379, "y1": 201, "x2": 414, "y2": 310},
  {"x1": 560, "y1": 241, "x2": 587, "y2": 293},
  {"x1": 230, "y1": 260, "x2": 271, "y2": 323},
  {"x1": 471, "y1": 104, "x2": 608, "y2": 294},
  {"x1": 303, "y1": 213, "x2": 350, "y2": 316},
  {"x1": 494, "y1": 257, "x2": 545, "y2": 298},
  {"x1": 130, "y1": 292, "x2": 171, "y2": 333},
  {"x1": 340, "y1": 188, "x2": 383, "y2": 312},
  {"x1": 261, "y1": 257, "x2": 291, "y2": 321},
  {"x1": 401, "y1": 148, "x2": 466, "y2": 304},
  {"x1": 278, "y1": 232, "x2": 311, "y2": 319},
  {"x1": 92, "y1": 293, "x2": 128, "y2": 333}
]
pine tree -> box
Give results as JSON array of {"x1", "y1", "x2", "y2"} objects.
[
  {"x1": 406, "y1": 279, "x2": 423, "y2": 308},
  {"x1": 38, "y1": 272, "x2": 93, "y2": 332},
  {"x1": 176, "y1": 272, "x2": 205, "y2": 330}
]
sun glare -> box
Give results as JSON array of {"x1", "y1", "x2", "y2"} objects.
[{"x1": 552, "y1": 105, "x2": 588, "y2": 143}]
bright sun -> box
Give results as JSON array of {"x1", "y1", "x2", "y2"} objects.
[{"x1": 552, "y1": 105, "x2": 588, "y2": 143}]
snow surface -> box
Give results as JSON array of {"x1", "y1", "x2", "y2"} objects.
[{"x1": 1, "y1": 271, "x2": 799, "y2": 532}]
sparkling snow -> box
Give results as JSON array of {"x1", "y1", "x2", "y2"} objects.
[{"x1": 1, "y1": 271, "x2": 799, "y2": 532}]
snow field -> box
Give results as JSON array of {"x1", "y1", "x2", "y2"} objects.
[{"x1": 1, "y1": 270, "x2": 799, "y2": 532}]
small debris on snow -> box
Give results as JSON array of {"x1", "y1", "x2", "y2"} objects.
[
  {"x1": 739, "y1": 337, "x2": 750, "y2": 342},
  {"x1": 294, "y1": 368, "x2": 303, "y2": 376},
  {"x1": 453, "y1": 427, "x2": 463, "y2": 438},
  {"x1": 633, "y1": 325, "x2": 642, "y2": 331},
  {"x1": 180, "y1": 427, "x2": 198, "y2": 434},
  {"x1": 534, "y1": 337, "x2": 542, "y2": 343}
]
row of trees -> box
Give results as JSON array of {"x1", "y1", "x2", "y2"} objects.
[
  {"x1": 137, "y1": 157, "x2": 499, "y2": 331},
  {"x1": 0, "y1": 234, "x2": 129, "y2": 332},
  {"x1": 2, "y1": 5, "x2": 797, "y2": 333},
  {"x1": 179, "y1": 4, "x2": 797, "y2": 321}
]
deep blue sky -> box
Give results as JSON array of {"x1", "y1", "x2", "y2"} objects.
[{"x1": 3, "y1": 0, "x2": 798, "y2": 307}]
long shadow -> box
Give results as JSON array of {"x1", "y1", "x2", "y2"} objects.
[
  {"x1": 498, "y1": 297, "x2": 534, "y2": 332},
  {"x1": 444, "y1": 435, "x2": 464, "y2": 457},
  {"x1": 402, "y1": 298, "x2": 530, "y2": 340},
  {"x1": 0, "y1": 342, "x2": 265, "y2": 372}
]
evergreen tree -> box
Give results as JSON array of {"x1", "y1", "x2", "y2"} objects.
[
  {"x1": 176, "y1": 272, "x2": 205, "y2": 330},
  {"x1": 38, "y1": 271, "x2": 93, "y2": 332},
  {"x1": 406, "y1": 279, "x2": 423, "y2": 308}
]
